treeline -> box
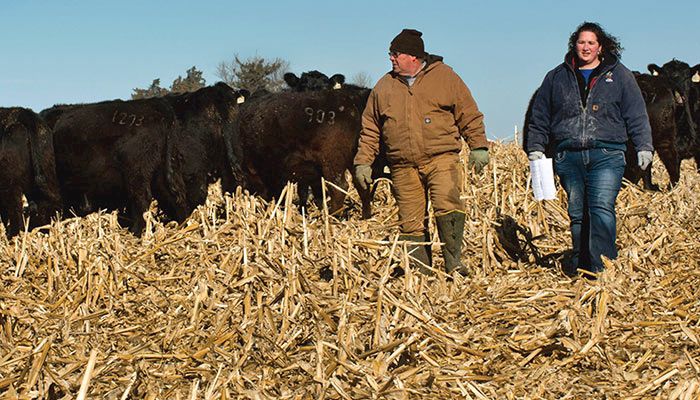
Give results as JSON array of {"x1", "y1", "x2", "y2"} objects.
[
  {"x1": 132, "y1": 55, "x2": 289, "y2": 99},
  {"x1": 132, "y1": 55, "x2": 374, "y2": 99}
]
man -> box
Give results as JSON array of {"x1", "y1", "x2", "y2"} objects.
[{"x1": 353, "y1": 28, "x2": 489, "y2": 275}]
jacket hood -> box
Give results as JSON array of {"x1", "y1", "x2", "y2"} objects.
[
  {"x1": 389, "y1": 54, "x2": 444, "y2": 78},
  {"x1": 425, "y1": 53, "x2": 444, "y2": 65}
]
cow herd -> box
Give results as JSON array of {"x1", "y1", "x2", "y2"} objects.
[
  {"x1": 2, "y1": 61, "x2": 698, "y2": 239},
  {"x1": 524, "y1": 59, "x2": 700, "y2": 190},
  {"x1": 0, "y1": 71, "x2": 384, "y2": 238}
]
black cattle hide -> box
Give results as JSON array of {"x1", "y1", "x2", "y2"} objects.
[
  {"x1": 47, "y1": 97, "x2": 181, "y2": 234},
  {"x1": 43, "y1": 83, "x2": 248, "y2": 235},
  {"x1": 623, "y1": 73, "x2": 678, "y2": 189},
  {"x1": 236, "y1": 85, "x2": 383, "y2": 218},
  {"x1": 157, "y1": 83, "x2": 249, "y2": 219},
  {"x1": 647, "y1": 60, "x2": 700, "y2": 183},
  {"x1": 0, "y1": 107, "x2": 61, "y2": 237}
]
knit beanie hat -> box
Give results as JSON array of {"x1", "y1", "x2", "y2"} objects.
[{"x1": 390, "y1": 29, "x2": 427, "y2": 58}]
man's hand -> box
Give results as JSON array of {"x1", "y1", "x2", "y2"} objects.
[
  {"x1": 528, "y1": 151, "x2": 545, "y2": 161},
  {"x1": 353, "y1": 164, "x2": 373, "y2": 191},
  {"x1": 637, "y1": 151, "x2": 653, "y2": 170},
  {"x1": 468, "y1": 148, "x2": 489, "y2": 174}
]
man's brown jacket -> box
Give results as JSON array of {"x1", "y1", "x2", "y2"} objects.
[{"x1": 354, "y1": 55, "x2": 488, "y2": 167}]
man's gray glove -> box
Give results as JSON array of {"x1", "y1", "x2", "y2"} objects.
[
  {"x1": 528, "y1": 151, "x2": 545, "y2": 161},
  {"x1": 468, "y1": 148, "x2": 489, "y2": 174},
  {"x1": 353, "y1": 164, "x2": 373, "y2": 191},
  {"x1": 637, "y1": 151, "x2": 653, "y2": 170}
]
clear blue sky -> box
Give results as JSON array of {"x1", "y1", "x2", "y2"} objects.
[{"x1": 2, "y1": 0, "x2": 698, "y2": 140}]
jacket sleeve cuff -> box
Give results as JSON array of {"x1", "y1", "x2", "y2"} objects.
[{"x1": 467, "y1": 135, "x2": 489, "y2": 150}]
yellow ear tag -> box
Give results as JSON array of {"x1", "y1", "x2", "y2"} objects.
[
  {"x1": 237, "y1": 96, "x2": 245, "y2": 104},
  {"x1": 333, "y1": 82, "x2": 342, "y2": 90}
]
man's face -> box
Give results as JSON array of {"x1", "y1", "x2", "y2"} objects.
[{"x1": 389, "y1": 51, "x2": 418, "y2": 76}]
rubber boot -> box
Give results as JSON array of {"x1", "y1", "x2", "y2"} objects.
[
  {"x1": 436, "y1": 211, "x2": 468, "y2": 275},
  {"x1": 398, "y1": 233, "x2": 433, "y2": 275}
]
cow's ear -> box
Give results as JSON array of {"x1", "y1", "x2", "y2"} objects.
[
  {"x1": 284, "y1": 72, "x2": 300, "y2": 88},
  {"x1": 692, "y1": 64, "x2": 700, "y2": 83},
  {"x1": 237, "y1": 89, "x2": 250, "y2": 104},
  {"x1": 648, "y1": 64, "x2": 662, "y2": 76},
  {"x1": 329, "y1": 74, "x2": 345, "y2": 89}
]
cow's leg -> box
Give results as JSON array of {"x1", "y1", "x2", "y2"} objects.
[
  {"x1": 125, "y1": 181, "x2": 151, "y2": 235},
  {"x1": 668, "y1": 158, "x2": 682, "y2": 187},
  {"x1": 641, "y1": 164, "x2": 660, "y2": 191},
  {"x1": 296, "y1": 183, "x2": 310, "y2": 213},
  {"x1": 152, "y1": 173, "x2": 179, "y2": 223},
  {"x1": 29, "y1": 199, "x2": 53, "y2": 229},
  {"x1": 290, "y1": 160, "x2": 318, "y2": 211},
  {"x1": 120, "y1": 162, "x2": 154, "y2": 235},
  {"x1": 324, "y1": 171, "x2": 349, "y2": 217},
  {"x1": 185, "y1": 174, "x2": 208, "y2": 217},
  {"x1": 167, "y1": 176, "x2": 193, "y2": 223},
  {"x1": 355, "y1": 179, "x2": 373, "y2": 219},
  {"x1": 0, "y1": 189, "x2": 24, "y2": 238},
  {"x1": 657, "y1": 147, "x2": 681, "y2": 187},
  {"x1": 163, "y1": 153, "x2": 191, "y2": 223},
  {"x1": 0, "y1": 194, "x2": 10, "y2": 238},
  {"x1": 694, "y1": 152, "x2": 700, "y2": 173},
  {"x1": 622, "y1": 146, "x2": 642, "y2": 186}
]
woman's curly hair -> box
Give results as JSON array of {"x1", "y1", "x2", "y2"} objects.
[{"x1": 568, "y1": 21, "x2": 624, "y2": 60}]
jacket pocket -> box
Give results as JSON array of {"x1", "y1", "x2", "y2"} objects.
[{"x1": 422, "y1": 112, "x2": 459, "y2": 155}]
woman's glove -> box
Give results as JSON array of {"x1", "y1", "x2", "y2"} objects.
[
  {"x1": 637, "y1": 151, "x2": 653, "y2": 170},
  {"x1": 528, "y1": 151, "x2": 545, "y2": 161}
]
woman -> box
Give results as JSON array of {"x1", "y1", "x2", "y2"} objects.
[{"x1": 527, "y1": 22, "x2": 653, "y2": 275}]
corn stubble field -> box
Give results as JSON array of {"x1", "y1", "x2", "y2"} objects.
[{"x1": 1, "y1": 141, "x2": 699, "y2": 399}]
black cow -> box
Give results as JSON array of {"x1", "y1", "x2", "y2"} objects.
[
  {"x1": 236, "y1": 82, "x2": 383, "y2": 218},
  {"x1": 157, "y1": 83, "x2": 249, "y2": 219},
  {"x1": 624, "y1": 72, "x2": 679, "y2": 189},
  {"x1": 284, "y1": 70, "x2": 346, "y2": 92},
  {"x1": 43, "y1": 84, "x2": 248, "y2": 235},
  {"x1": 648, "y1": 60, "x2": 700, "y2": 181},
  {"x1": 0, "y1": 107, "x2": 61, "y2": 237},
  {"x1": 46, "y1": 97, "x2": 180, "y2": 234}
]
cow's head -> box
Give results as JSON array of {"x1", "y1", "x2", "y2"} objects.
[
  {"x1": 207, "y1": 82, "x2": 250, "y2": 106},
  {"x1": 329, "y1": 74, "x2": 345, "y2": 90},
  {"x1": 236, "y1": 89, "x2": 250, "y2": 104},
  {"x1": 648, "y1": 59, "x2": 696, "y2": 104},
  {"x1": 284, "y1": 71, "x2": 346, "y2": 92}
]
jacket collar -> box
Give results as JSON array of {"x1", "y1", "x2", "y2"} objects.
[
  {"x1": 390, "y1": 53, "x2": 444, "y2": 81},
  {"x1": 564, "y1": 51, "x2": 618, "y2": 74}
]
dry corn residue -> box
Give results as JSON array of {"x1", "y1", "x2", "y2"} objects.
[{"x1": 1, "y1": 141, "x2": 699, "y2": 399}]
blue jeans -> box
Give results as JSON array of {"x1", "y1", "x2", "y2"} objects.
[{"x1": 554, "y1": 148, "x2": 626, "y2": 272}]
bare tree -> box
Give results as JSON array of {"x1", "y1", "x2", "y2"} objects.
[
  {"x1": 350, "y1": 72, "x2": 373, "y2": 88},
  {"x1": 216, "y1": 54, "x2": 290, "y2": 93}
]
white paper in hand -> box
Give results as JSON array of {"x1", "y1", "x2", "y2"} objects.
[{"x1": 529, "y1": 158, "x2": 556, "y2": 200}]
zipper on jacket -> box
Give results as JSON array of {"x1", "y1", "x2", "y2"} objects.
[{"x1": 566, "y1": 61, "x2": 615, "y2": 148}]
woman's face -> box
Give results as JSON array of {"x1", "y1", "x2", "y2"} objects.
[{"x1": 576, "y1": 31, "x2": 602, "y2": 67}]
